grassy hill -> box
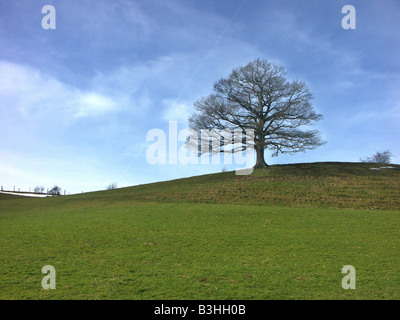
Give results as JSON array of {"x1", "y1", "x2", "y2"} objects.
[
  {"x1": 1, "y1": 162, "x2": 399, "y2": 300},
  {"x1": 81, "y1": 162, "x2": 400, "y2": 210}
]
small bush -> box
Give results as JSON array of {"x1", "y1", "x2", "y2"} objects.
[
  {"x1": 361, "y1": 150, "x2": 393, "y2": 164},
  {"x1": 106, "y1": 182, "x2": 118, "y2": 190}
]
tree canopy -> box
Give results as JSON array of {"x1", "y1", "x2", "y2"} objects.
[{"x1": 189, "y1": 58, "x2": 325, "y2": 168}]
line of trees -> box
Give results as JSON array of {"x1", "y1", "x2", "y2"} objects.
[
  {"x1": 34, "y1": 185, "x2": 62, "y2": 195},
  {"x1": 34, "y1": 186, "x2": 45, "y2": 193}
]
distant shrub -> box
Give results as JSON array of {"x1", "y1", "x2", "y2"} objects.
[
  {"x1": 49, "y1": 185, "x2": 62, "y2": 195},
  {"x1": 34, "y1": 186, "x2": 44, "y2": 193},
  {"x1": 106, "y1": 182, "x2": 118, "y2": 190},
  {"x1": 360, "y1": 150, "x2": 393, "y2": 164}
]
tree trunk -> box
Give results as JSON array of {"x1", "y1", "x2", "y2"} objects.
[{"x1": 254, "y1": 145, "x2": 269, "y2": 169}]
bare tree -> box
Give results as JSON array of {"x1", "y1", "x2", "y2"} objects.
[
  {"x1": 34, "y1": 186, "x2": 45, "y2": 194},
  {"x1": 188, "y1": 59, "x2": 325, "y2": 169},
  {"x1": 49, "y1": 185, "x2": 62, "y2": 195},
  {"x1": 361, "y1": 150, "x2": 393, "y2": 164},
  {"x1": 106, "y1": 182, "x2": 118, "y2": 190}
]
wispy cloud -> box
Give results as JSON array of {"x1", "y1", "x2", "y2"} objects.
[
  {"x1": 75, "y1": 93, "x2": 116, "y2": 118},
  {"x1": 0, "y1": 60, "x2": 119, "y2": 121},
  {"x1": 161, "y1": 99, "x2": 192, "y2": 124}
]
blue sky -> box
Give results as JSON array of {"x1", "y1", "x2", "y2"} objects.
[{"x1": 1, "y1": 0, "x2": 399, "y2": 194}]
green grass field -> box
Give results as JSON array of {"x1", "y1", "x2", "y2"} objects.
[{"x1": 1, "y1": 162, "x2": 399, "y2": 299}]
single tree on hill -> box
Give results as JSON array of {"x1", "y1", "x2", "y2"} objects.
[{"x1": 188, "y1": 58, "x2": 325, "y2": 168}]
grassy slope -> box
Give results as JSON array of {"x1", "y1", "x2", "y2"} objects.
[
  {"x1": 82, "y1": 162, "x2": 400, "y2": 210},
  {"x1": 1, "y1": 162, "x2": 399, "y2": 299}
]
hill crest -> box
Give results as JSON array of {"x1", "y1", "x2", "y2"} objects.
[{"x1": 86, "y1": 162, "x2": 400, "y2": 210}]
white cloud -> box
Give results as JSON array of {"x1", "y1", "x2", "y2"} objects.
[
  {"x1": 75, "y1": 93, "x2": 116, "y2": 118},
  {"x1": 161, "y1": 99, "x2": 192, "y2": 124},
  {"x1": 0, "y1": 60, "x2": 118, "y2": 121}
]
